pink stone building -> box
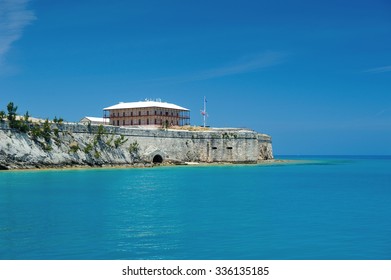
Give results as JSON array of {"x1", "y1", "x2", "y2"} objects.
[{"x1": 103, "y1": 100, "x2": 190, "y2": 127}]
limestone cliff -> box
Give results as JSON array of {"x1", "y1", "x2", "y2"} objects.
[{"x1": 0, "y1": 122, "x2": 273, "y2": 170}]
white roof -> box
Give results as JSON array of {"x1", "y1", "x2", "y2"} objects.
[
  {"x1": 103, "y1": 101, "x2": 189, "y2": 111},
  {"x1": 15, "y1": 116, "x2": 45, "y2": 123},
  {"x1": 80, "y1": 117, "x2": 107, "y2": 123}
]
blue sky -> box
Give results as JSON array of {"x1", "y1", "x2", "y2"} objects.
[{"x1": 0, "y1": 0, "x2": 390, "y2": 155}]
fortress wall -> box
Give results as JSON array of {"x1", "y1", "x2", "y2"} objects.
[{"x1": 0, "y1": 122, "x2": 273, "y2": 169}]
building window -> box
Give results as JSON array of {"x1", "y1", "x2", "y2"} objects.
[
  {"x1": 112, "y1": 121, "x2": 115, "y2": 125},
  {"x1": 138, "y1": 119, "x2": 141, "y2": 125},
  {"x1": 154, "y1": 111, "x2": 157, "y2": 115},
  {"x1": 123, "y1": 112, "x2": 125, "y2": 117},
  {"x1": 147, "y1": 119, "x2": 149, "y2": 125},
  {"x1": 123, "y1": 120, "x2": 125, "y2": 125},
  {"x1": 131, "y1": 120, "x2": 133, "y2": 125},
  {"x1": 160, "y1": 111, "x2": 162, "y2": 116},
  {"x1": 154, "y1": 119, "x2": 157, "y2": 124},
  {"x1": 131, "y1": 112, "x2": 133, "y2": 117},
  {"x1": 117, "y1": 120, "x2": 119, "y2": 126},
  {"x1": 139, "y1": 111, "x2": 141, "y2": 116},
  {"x1": 117, "y1": 112, "x2": 119, "y2": 117},
  {"x1": 147, "y1": 111, "x2": 149, "y2": 116},
  {"x1": 165, "y1": 112, "x2": 168, "y2": 116}
]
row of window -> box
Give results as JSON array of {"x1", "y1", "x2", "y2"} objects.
[
  {"x1": 111, "y1": 111, "x2": 180, "y2": 118},
  {"x1": 112, "y1": 119, "x2": 180, "y2": 126}
]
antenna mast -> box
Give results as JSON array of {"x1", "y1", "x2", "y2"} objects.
[{"x1": 201, "y1": 96, "x2": 208, "y2": 127}]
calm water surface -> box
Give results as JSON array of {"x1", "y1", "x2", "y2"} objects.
[{"x1": 0, "y1": 156, "x2": 390, "y2": 260}]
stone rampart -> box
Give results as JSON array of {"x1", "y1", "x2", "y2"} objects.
[{"x1": 0, "y1": 121, "x2": 273, "y2": 169}]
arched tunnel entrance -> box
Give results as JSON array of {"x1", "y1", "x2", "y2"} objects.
[{"x1": 152, "y1": 154, "x2": 163, "y2": 164}]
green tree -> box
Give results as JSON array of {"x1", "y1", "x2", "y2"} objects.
[
  {"x1": 7, "y1": 102, "x2": 18, "y2": 128},
  {"x1": 18, "y1": 111, "x2": 31, "y2": 133},
  {"x1": 7, "y1": 102, "x2": 17, "y2": 121},
  {"x1": 42, "y1": 119, "x2": 51, "y2": 142},
  {"x1": 0, "y1": 110, "x2": 5, "y2": 122},
  {"x1": 23, "y1": 111, "x2": 30, "y2": 122},
  {"x1": 53, "y1": 116, "x2": 64, "y2": 125}
]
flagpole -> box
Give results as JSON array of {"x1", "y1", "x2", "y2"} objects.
[{"x1": 203, "y1": 96, "x2": 207, "y2": 127}]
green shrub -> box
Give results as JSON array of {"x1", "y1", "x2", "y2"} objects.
[
  {"x1": 43, "y1": 144, "x2": 52, "y2": 152},
  {"x1": 42, "y1": 119, "x2": 51, "y2": 143},
  {"x1": 53, "y1": 128, "x2": 59, "y2": 137},
  {"x1": 84, "y1": 143, "x2": 93, "y2": 154},
  {"x1": 30, "y1": 124, "x2": 43, "y2": 140},
  {"x1": 69, "y1": 143, "x2": 80, "y2": 153},
  {"x1": 106, "y1": 135, "x2": 114, "y2": 147},
  {"x1": 18, "y1": 111, "x2": 31, "y2": 133},
  {"x1": 129, "y1": 141, "x2": 139, "y2": 154},
  {"x1": 96, "y1": 125, "x2": 106, "y2": 141},
  {"x1": 53, "y1": 116, "x2": 64, "y2": 124},
  {"x1": 114, "y1": 135, "x2": 128, "y2": 148},
  {"x1": 0, "y1": 110, "x2": 6, "y2": 122}
]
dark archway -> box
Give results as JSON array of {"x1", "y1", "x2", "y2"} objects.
[{"x1": 152, "y1": 154, "x2": 163, "y2": 164}]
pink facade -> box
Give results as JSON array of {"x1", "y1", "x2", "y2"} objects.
[{"x1": 103, "y1": 101, "x2": 190, "y2": 127}]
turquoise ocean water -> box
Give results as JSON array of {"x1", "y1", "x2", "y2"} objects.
[{"x1": 0, "y1": 156, "x2": 390, "y2": 260}]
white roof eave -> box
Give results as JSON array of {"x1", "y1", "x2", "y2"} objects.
[{"x1": 103, "y1": 101, "x2": 190, "y2": 111}]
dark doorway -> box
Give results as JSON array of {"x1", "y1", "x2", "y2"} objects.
[{"x1": 152, "y1": 155, "x2": 163, "y2": 164}]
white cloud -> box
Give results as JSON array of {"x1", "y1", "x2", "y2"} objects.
[
  {"x1": 0, "y1": 0, "x2": 36, "y2": 71},
  {"x1": 151, "y1": 51, "x2": 286, "y2": 84},
  {"x1": 191, "y1": 51, "x2": 285, "y2": 81},
  {"x1": 365, "y1": 65, "x2": 391, "y2": 73}
]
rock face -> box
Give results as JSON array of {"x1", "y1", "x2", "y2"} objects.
[{"x1": 0, "y1": 122, "x2": 273, "y2": 170}]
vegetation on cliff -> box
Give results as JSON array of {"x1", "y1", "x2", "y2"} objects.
[{"x1": 0, "y1": 102, "x2": 141, "y2": 169}]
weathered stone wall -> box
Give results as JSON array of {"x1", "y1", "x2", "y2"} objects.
[
  {"x1": 0, "y1": 121, "x2": 273, "y2": 169},
  {"x1": 258, "y1": 134, "x2": 273, "y2": 160}
]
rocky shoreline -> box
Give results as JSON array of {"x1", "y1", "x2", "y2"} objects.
[{"x1": 1, "y1": 159, "x2": 293, "y2": 172}]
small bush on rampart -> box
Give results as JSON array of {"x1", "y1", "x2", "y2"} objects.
[
  {"x1": 69, "y1": 142, "x2": 80, "y2": 153},
  {"x1": 96, "y1": 125, "x2": 106, "y2": 141},
  {"x1": 84, "y1": 143, "x2": 93, "y2": 154},
  {"x1": 114, "y1": 135, "x2": 128, "y2": 148},
  {"x1": 129, "y1": 141, "x2": 139, "y2": 154}
]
